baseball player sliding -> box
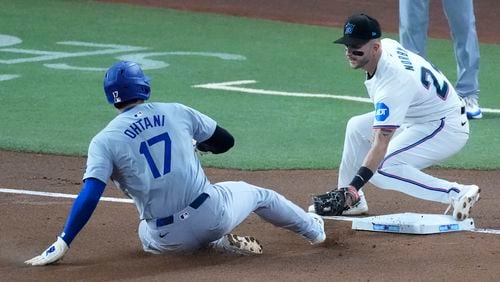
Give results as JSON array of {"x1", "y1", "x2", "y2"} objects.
[
  {"x1": 25, "y1": 61, "x2": 325, "y2": 266},
  {"x1": 310, "y1": 14, "x2": 480, "y2": 220}
]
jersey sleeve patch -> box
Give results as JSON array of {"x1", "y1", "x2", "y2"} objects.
[{"x1": 375, "y1": 102, "x2": 390, "y2": 121}]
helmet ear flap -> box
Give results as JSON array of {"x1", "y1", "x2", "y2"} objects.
[
  {"x1": 143, "y1": 85, "x2": 151, "y2": 95},
  {"x1": 104, "y1": 61, "x2": 151, "y2": 104}
]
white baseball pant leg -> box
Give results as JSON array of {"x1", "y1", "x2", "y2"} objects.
[
  {"x1": 212, "y1": 181, "x2": 322, "y2": 241},
  {"x1": 339, "y1": 110, "x2": 469, "y2": 204}
]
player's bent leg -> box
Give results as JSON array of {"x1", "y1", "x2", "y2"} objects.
[
  {"x1": 369, "y1": 117, "x2": 476, "y2": 215},
  {"x1": 214, "y1": 181, "x2": 325, "y2": 245},
  {"x1": 307, "y1": 213, "x2": 326, "y2": 245},
  {"x1": 137, "y1": 191, "x2": 235, "y2": 254},
  {"x1": 371, "y1": 164, "x2": 462, "y2": 203},
  {"x1": 138, "y1": 218, "x2": 203, "y2": 254},
  {"x1": 338, "y1": 112, "x2": 374, "y2": 187},
  {"x1": 253, "y1": 189, "x2": 325, "y2": 244},
  {"x1": 336, "y1": 112, "x2": 403, "y2": 215},
  {"x1": 138, "y1": 220, "x2": 162, "y2": 254}
]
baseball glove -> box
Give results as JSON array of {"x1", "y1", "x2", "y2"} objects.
[{"x1": 312, "y1": 187, "x2": 360, "y2": 216}]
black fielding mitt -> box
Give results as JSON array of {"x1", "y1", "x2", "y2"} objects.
[{"x1": 312, "y1": 187, "x2": 359, "y2": 216}]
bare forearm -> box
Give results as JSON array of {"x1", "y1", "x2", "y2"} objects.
[
  {"x1": 348, "y1": 128, "x2": 394, "y2": 191},
  {"x1": 362, "y1": 142, "x2": 389, "y2": 172},
  {"x1": 363, "y1": 127, "x2": 394, "y2": 171}
]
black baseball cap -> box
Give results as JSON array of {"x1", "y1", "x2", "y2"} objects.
[{"x1": 334, "y1": 14, "x2": 381, "y2": 46}]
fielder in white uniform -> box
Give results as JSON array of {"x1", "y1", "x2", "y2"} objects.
[
  {"x1": 399, "y1": 0, "x2": 481, "y2": 119},
  {"x1": 25, "y1": 61, "x2": 325, "y2": 266},
  {"x1": 311, "y1": 14, "x2": 480, "y2": 221}
]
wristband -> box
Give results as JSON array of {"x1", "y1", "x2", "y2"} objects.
[{"x1": 349, "y1": 166, "x2": 374, "y2": 190}]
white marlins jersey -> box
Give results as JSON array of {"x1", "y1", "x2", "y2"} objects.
[
  {"x1": 84, "y1": 102, "x2": 217, "y2": 220},
  {"x1": 365, "y1": 38, "x2": 463, "y2": 127}
]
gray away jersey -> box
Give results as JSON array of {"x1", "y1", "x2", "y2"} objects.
[{"x1": 84, "y1": 102, "x2": 217, "y2": 220}]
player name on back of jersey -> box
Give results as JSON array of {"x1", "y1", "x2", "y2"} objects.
[
  {"x1": 124, "y1": 114, "x2": 166, "y2": 139},
  {"x1": 395, "y1": 46, "x2": 414, "y2": 71}
]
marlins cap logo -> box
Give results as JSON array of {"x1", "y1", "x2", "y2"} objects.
[
  {"x1": 112, "y1": 90, "x2": 121, "y2": 103},
  {"x1": 345, "y1": 23, "x2": 355, "y2": 34}
]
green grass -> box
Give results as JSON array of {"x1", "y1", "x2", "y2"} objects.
[{"x1": 0, "y1": 0, "x2": 499, "y2": 169}]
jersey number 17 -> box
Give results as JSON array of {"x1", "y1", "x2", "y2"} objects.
[{"x1": 139, "y1": 132, "x2": 172, "y2": 179}]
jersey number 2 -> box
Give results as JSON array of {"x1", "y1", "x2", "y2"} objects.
[
  {"x1": 420, "y1": 66, "x2": 449, "y2": 100},
  {"x1": 139, "y1": 132, "x2": 172, "y2": 178}
]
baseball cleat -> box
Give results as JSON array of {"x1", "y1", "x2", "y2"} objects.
[
  {"x1": 210, "y1": 234, "x2": 263, "y2": 255},
  {"x1": 342, "y1": 193, "x2": 369, "y2": 215},
  {"x1": 307, "y1": 212, "x2": 326, "y2": 245},
  {"x1": 463, "y1": 97, "x2": 482, "y2": 119},
  {"x1": 448, "y1": 185, "x2": 480, "y2": 221}
]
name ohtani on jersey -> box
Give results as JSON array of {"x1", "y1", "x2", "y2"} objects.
[{"x1": 124, "y1": 115, "x2": 166, "y2": 139}]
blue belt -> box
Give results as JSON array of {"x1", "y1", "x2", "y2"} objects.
[{"x1": 156, "y1": 193, "x2": 209, "y2": 227}]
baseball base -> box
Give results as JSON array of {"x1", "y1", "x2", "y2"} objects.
[{"x1": 324, "y1": 212, "x2": 475, "y2": 234}]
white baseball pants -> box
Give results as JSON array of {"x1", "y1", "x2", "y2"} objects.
[{"x1": 338, "y1": 108, "x2": 469, "y2": 204}]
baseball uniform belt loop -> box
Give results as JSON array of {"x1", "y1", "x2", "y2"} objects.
[{"x1": 156, "y1": 193, "x2": 209, "y2": 227}]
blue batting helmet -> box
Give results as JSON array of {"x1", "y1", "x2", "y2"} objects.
[{"x1": 103, "y1": 61, "x2": 151, "y2": 104}]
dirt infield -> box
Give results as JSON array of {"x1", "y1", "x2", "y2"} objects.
[
  {"x1": 2, "y1": 1, "x2": 500, "y2": 281},
  {"x1": 1, "y1": 151, "x2": 500, "y2": 281}
]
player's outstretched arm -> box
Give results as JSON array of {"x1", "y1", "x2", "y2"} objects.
[{"x1": 25, "y1": 178, "x2": 106, "y2": 266}]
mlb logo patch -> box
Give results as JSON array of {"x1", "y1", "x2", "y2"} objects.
[
  {"x1": 375, "y1": 102, "x2": 390, "y2": 121},
  {"x1": 179, "y1": 211, "x2": 190, "y2": 220}
]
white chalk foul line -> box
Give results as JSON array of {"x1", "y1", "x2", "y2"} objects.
[
  {"x1": 2, "y1": 187, "x2": 499, "y2": 235},
  {"x1": 471, "y1": 228, "x2": 500, "y2": 235},
  {"x1": 193, "y1": 80, "x2": 500, "y2": 114},
  {"x1": 0, "y1": 188, "x2": 133, "y2": 203},
  {"x1": 193, "y1": 80, "x2": 372, "y2": 103}
]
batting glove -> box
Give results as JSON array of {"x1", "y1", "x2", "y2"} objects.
[{"x1": 25, "y1": 236, "x2": 69, "y2": 266}]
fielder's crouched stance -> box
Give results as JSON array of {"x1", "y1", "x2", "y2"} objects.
[
  {"x1": 311, "y1": 14, "x2": 480, "y2": 220},
  {"x1": 25, "y1": 61, "x2": 325, "y2": 266}
]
